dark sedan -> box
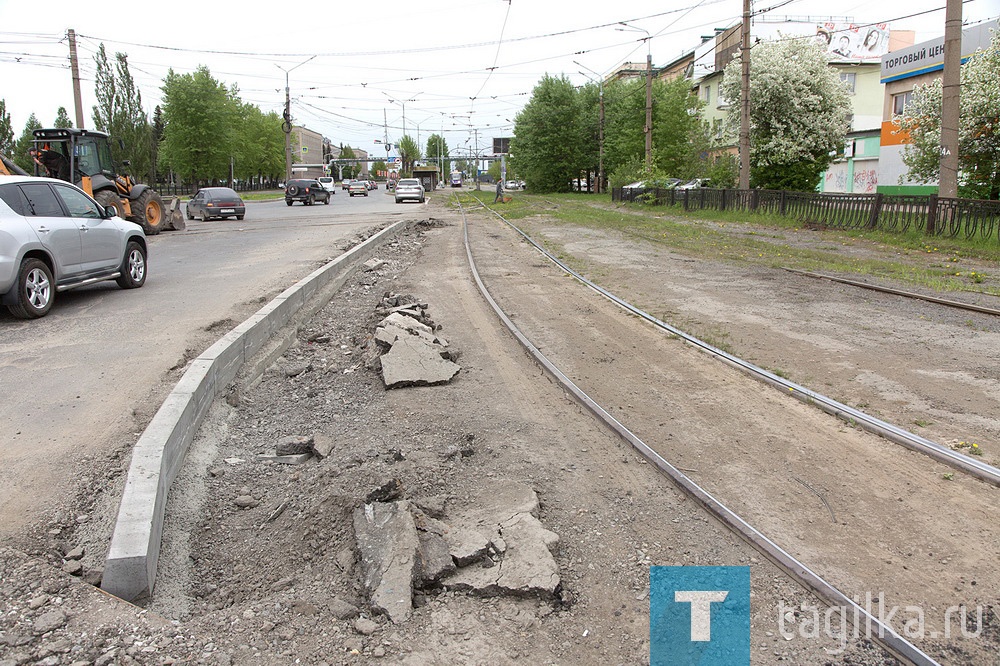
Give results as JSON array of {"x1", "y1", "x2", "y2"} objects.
[{"x1": 186, "y1": 187, "x2": 246, "y2": 221}]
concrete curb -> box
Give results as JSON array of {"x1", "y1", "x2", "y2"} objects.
[{"x1": 102, "y1": 221, "x2": 408, "y2": 601}]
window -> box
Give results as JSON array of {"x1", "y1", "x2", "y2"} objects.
[
  {"x1": 19, "y1": 183, "x2": 65, "y2": 217},
  {"x1": 703, "y1": 84, "x2": 711, "y2": 105},
  {"x1": 892, "y1": 91, "x2": 912, "y2": 116},
  {"x1": 53, "y1": 184, "x2": 101, "y2": 218},
  {"x1": 840, "y1": 72, "x2": 856, "y2": 93}
]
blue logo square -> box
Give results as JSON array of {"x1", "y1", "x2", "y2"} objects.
[{"x1": 650, "y1": 566, "x2": 750, "y2": 665}]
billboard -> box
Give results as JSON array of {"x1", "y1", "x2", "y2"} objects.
[
  {"x1": 493, "y1": 137, "x2": 511, "y2": 155},
  {"x1": 813, "y1": 22, "x2": 889, "y2": 62}
]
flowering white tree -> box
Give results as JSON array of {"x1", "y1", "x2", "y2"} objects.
[
  {"x1": 721, "y1": 38, "x2": 851, "y2": 191},
  {"x1": 897, "y1": 30, "x2": 1000, "y2": 200}
]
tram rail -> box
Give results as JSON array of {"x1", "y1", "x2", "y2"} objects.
[{"x1": 456, "y1": 195, "x2": 954, "y2": 665}]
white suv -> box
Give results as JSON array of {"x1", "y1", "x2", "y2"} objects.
[
  {"x1": 0, "y1": 175, "x2": 147, "y2": 319},
  {"x1": 317, "y1": 177, "x2": 337, "y2": 194}
]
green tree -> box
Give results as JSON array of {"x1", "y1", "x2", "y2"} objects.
[
  {"x1": 510, "y1": 74, "x2": 586, "y2": 193},
  {"x1": 721, "y1": 39, "x2": 850, "y2": 191},
  {"x1": 0, "y1": 100, "x2": 14, "y2": 157},
  {"x1": 603, "y1": 78, "x2": 646, "y2": 182},
  {"x1": 425, "y1": 133, "x2": 449, "y2": 169},
  {"x1": 396, "y1": 135, "x2": 420, "y2": 176},
  {"x1": 13, "y1": 113, "x2": 42, "y2": 172},
  {"x1": 340, "y1": 144, "x2": 358, "y2": 179},
  {"x1": 234, "y1": 104, "x2": 283, "y2": 186},
  {"x1": 54, "y1": 107, "x2": 73, "y2": 129},
  {"x1": 159, "y1": 66, "x2": 240, "y2": 186},
  {"x1": 897, "y1": 30, "x2": 1000, "y2": 199},
  {"x1": 92, "y1": 45, "x2": 154, "y2": 181}
]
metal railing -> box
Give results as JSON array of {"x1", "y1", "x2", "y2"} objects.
[{"x1": 611, "y1": 187, "x2": 1000, "y2": 242}]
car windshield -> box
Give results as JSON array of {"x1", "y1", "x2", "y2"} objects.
[{"x1": 398, "y1": 180, "x2": 419, "y2": 187}]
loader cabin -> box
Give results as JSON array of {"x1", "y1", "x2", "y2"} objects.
[{"x1": 31, "y1": 128, "x2": 116, "y2": 184}]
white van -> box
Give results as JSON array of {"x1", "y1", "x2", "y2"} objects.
[{"x1": 317, "y1": 176, "x2": 337, "y2": 194}]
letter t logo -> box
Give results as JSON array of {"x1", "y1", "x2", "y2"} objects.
[{"x1": 674, "y1": 590, "x2": 729, "y2": 641}]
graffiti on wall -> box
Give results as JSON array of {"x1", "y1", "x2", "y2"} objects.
[{"x1": 853, "y1": 168, "x2": 878, "y2": 193}]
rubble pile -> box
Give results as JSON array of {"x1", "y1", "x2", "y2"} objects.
[
  {"x1": 369, "y1": 293, "x2": 460, "y2": 388},
  {"x1": 353, "y1": 480, "x2": 561, "y2": 624}
]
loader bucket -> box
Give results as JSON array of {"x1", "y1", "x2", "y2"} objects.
[{"x1": 162, "y1": 196, "x2": 186, "y2": 231}]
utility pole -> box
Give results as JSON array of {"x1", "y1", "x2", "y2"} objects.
[
  {"x1": 276, "y1": 56, "x2": 315, "y2": 184},
  {"x1": 738, "y1": 0, "x2": 752, "y2": 190},
  {"x1": 645, "y1": 50, "x2": 652, "y2": 171},
  {"x1": 67, "y1": 29, "x2": 84, "y2": 128},
  {"x1": 939, "y1": 0, "x2": 962, "y2": 198},
  {"x1": 575, "y1": 61, "x2": 605, "y2": 193}
]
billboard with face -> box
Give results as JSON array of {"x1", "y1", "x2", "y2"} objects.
[{"x1": 814, "y1": 23, "x2": 890, "y2": 62}]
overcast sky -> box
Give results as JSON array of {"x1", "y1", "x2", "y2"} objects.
[{"x1": 1, "y1": 0, "x2": 997, "y2": 160}]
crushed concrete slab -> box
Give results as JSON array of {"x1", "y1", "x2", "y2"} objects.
[
  {"x1": 415, "y1": 531, "x2": 456, "y2": 583},
  {"x1": 276, "y1": 435, "x2": 313, "y2": 456},
  {"x1": 256, "y1": 452, "x2": 313, "y2": 465},
  {"x1": 353, "y1": 501, "x2": 418, "y2": 623},
  {"x1": 374, "y1": 312, "x2": 448, "y2": 349},
  {"x1": 440, "y1": 481, "x2": 560, "y2": 597},
  {"x1": 380, "y1": 336, "x2": 460, "y2": 388},
  {"x1": 493, "y1": 512, "x2": 560, "y2": 594},
  {"x1": 311, "y1": 433, "x2": 336, "y2": 459}
]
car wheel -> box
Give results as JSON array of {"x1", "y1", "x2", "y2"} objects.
[
  {"x1": 186, "y1": 208, "x2": 194, "y2": 220},
  {"x1": 237, "y1": 214, "x2": 245, "y2": 220},
  {"x1": 116, "y1": 240, "x2": 147, "y2": 289},
  {"x1": 287, "y1": 184, "x2": 300, "y2": 196},
  {"x1": 286, "y1": 200, "x2": 293, "y2": 206},
  {"x1": 395, "y1": 199, "x2": 402, "y2": 204},
  {"x1": 306, "y1": 195, "x2": 314, "y2": 206},
  {"x1": 324, "y1": 195, "x2": 330, "y2": 205},
  {"x1": 7, "y1": 258, "x2": 54, "y2": 319}
]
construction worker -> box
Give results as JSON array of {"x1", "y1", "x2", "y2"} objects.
[{"x1": 29, "y1": 147, "x2": 70, "y2": 181}]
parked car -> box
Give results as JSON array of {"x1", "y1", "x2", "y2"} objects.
[
  {"x1": 0, "y1": 175, "x2": 147, "y2": 319},
  {"x1": 317, "y1": 177, "x2": 337, "y2": 194},
  {"x1": 675, "y1": 178, "x2": 711, "y2": 189},
  {"x1": 394, "y1": 178, "x2": 425, "y2": 204},
  {"x1": 348, "y1": 181, "x2": 369, "y2": 197},
  {"x1": 622, "y1": 177, "x2": 683, "y2": 191},
  {"x1": 185, "y1": 187, "x2": 246, "y2": 221},
  {"x1": 285, "y1": 179, "x2": 331, "y2": 206}
]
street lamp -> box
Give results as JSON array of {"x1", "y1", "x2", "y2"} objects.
[
  {"x1": 616, "y1": 22, "x2": 652, "y2": 170},
  {"x1": 575, "y1": 60, "x2": 605, "y2": 194},
  {"x1": 383, "y1": 92, "x2": 422, "y2": 137},
  {"x1": 276, "y1": 55, "x2": 316, "y2": 184}
]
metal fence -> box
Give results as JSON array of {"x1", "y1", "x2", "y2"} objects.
[{"x1": 611, "y1": 187, "x2": 1000, "y2": 242}]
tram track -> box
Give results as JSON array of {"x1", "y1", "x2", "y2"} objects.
[{"x1": 456, "y1": 194, "x2": 1000, "y2": 665}]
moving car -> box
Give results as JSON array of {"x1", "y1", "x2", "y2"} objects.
[
  {"x1": 185, "y1": 187, "x2": 246, "y2": 221},
  {"x1": 0, "y1": 175, "x2": 147, "y2": 319},
  {"x1": 285, "y1": 179, "x2": 331, "y2": 206},
  {"x1": 317, "y1": 177, "x2": 337, "y2": 194},
  {"x1": 394, "y1": 178, "x2": 425, "y2": 204},
  {"x1": 348, "y1": 181, "x2": 369, "y2": 197}
]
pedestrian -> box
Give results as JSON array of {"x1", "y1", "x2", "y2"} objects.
[
  {"x1": 494, "y1": 179, "x2": 503, "y2": 203},
  {"x1": 29, "y1": 147, "x2": 70, "y2": 181}
]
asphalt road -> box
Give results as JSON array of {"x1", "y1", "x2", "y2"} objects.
[{"x1": 0, "y1": 186, "x2": 418, "y2": 538}]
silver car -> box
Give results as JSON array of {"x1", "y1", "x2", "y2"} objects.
[
  {"x1": 0, "y1": 175, "x2": 147, "y2": 319},
  {"x1": 394, "y1": 178, "x2": 425, "y2": 204}
]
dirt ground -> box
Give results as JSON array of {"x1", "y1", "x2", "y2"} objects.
[{"x1": 2, "y1": 195, "x2": 998, "y2": 666}]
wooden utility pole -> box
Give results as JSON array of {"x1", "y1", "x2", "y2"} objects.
[
  {"x1": 67, "y1": 29, "x2": 85, "y2": 128},
  {"x1": 938, "y1": 0, "x2": 962, "y2": 198},
  {"x1": 738, "y1": 0, "x2": 751, "y2": 190},
  {"x1": 645, "y1": 51, "x2": 652, "y2": 170}
]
